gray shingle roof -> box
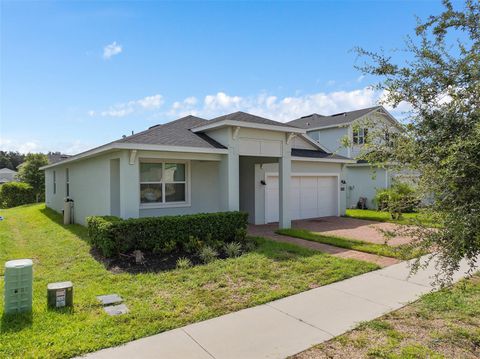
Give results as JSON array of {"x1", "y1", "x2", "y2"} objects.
[
  {"x1": 288, "y1": 106, "x2": 382, "y2": 129},
  {"x1": 194, "y1": 111, "x2": 299, "y2": 129},
  {"x1": 115, "y1": 115, "x2": 226, "y2": 149},
  {"x1": 291, "y1": 148, "x2": 351, "y2": 161}
]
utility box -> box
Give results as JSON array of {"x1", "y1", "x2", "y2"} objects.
[
  {"x1": 63, "y1": 199, "x2": 74, "y2": 225},
  {"x1": 4, "y1": 259, "x2": 33, "y2": 314},
  {"x1": 47, "y1": 281, "x2": 73, "y2": 309}
]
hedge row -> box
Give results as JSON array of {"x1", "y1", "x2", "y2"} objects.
[
  {"x1": 86, "y1": 211, "x2": 249, "y2": 257},
  {"x1": 0, "y1": 182, "x2": 36, "y2": 208}
]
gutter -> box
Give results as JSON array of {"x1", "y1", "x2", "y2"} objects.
[{"x1": 40, "y1": 143, "x2": 229, "y2": 170}]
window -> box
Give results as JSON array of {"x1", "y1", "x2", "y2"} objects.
[
  {"x1": 53, "y1": 171, "x2": 56, "y2": 194},
  {"x1": 353, "y1": 128, "x2": 368, "y2": 145},
  {"x1": 140, "y1": 161, "x2": 188, "y2": 206},
  {"x1": 66, "y1": 168, "x2": 70, "y2": 197}
]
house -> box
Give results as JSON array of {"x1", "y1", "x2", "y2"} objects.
[
  {"x1": 0, "y1": 168, "x2": 18, "y2": 184},
  {"x1": 288, "y1": 106, "x2": 402, "y2": 209},
  {"x1": 41, "y1": 112, "x2": 355, "y2": 227}
]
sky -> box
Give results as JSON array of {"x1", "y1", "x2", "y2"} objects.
[{"x1": 0, "y1": 0, "x2": 456, "y2": 154}]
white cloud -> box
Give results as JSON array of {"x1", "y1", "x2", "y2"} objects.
[
  {"x1": 0, "y1": 137, "x2": 92, "y2": 155},
  {"x1": 103, "y1": 41, "x2": 122, "y2": 60},
  {"x1": 137, "y1": 94, "x2": 163, "y2": 109},
  {"x1": 93, "y1": 94, "x2": 164, "y2": 118},
  {"x1": 168, "y1": 88, "x2": 390, "y2": 122}
]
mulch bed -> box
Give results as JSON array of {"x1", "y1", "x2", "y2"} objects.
[{"x1": 90, "y1": 248, "x2": 228, "y2": 274}]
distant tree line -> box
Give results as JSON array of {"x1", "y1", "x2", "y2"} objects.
[{"x1": 0, "y1": 151, "x2": 25, "y2": 170}]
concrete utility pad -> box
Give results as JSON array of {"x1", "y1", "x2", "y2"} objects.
[
  {"x1": 97, "y1": 294, "x2": 123, "y2": 306},
  {"x1": 327, "y1": 272, "x2": 430, "y2": 310},
  {"x1": 82, "y1": 329, "x2": 211, "y2": 359},
  {"x1": 104, "y1": 304, "x2": 129, "y2": 316},
  {"x1": 184, "y1": 304, "x2": 332, "y2": 359},
  {"x1": 269, "y1": 286, "x2": 390, "y2": 336}
]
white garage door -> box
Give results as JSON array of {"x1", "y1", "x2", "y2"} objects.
[{"x1": 265, "y1": 175, "x2": 338, "y2": 223}]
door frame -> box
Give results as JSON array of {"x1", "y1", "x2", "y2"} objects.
[{"x1": 264, "y1": 172, "x2": 341, "y2": 223}]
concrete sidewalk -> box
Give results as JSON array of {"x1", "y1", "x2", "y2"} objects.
[{"x1": 82, "y1": 257, "x2": 473, "y2": 359}]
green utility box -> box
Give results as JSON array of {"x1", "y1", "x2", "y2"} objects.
[
  {"x1": 47, "y1": 281, "x2": 73, "y2": 309},
  {"x1": 4, "y1": 259, "x2": 33, "y2": 314}
]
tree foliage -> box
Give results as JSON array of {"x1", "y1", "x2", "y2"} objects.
[
  {"x1": 0, "y1": 151, "x2": 25, "y2": 170},
  {"x1": 17, "y1": 153, "x2": 48, "y2": 201},
  {"x1": 355, "y1": 0, "x2": 479, "y2": 282}
]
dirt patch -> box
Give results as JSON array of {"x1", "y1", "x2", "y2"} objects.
[{"x1": 90, "y1": 248, "x2": 229, "y2": 274}]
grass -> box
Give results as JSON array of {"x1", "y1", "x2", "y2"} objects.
[
  {"x1": 345, "y1": 208, "x2": 439, "y2": 227},
  {"x1": 276, "y1": 228, "x2": 422, "y2": 260},
  {"x1": 0, "y1": 204, "x2": 378, "y2": 358},
  {"x1": 294, "y1": 274, "x2": 480, "y2": 359}
]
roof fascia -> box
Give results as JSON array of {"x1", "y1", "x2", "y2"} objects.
[{"x1": 40, "y1": 143, "x2": 228, "y2": 170}]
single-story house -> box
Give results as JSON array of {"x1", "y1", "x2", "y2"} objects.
[
  {"x1": 288, "y1": 106, "x2": 403, "y2": 209},
  {"x1": 0, "y1": 168, "x2": 18, "y2": 184},
  {"x1": 41, "y1": 112, "x2": 354, "y2": 228}
]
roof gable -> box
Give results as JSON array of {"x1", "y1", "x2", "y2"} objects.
[
  {"x1": 288, "y1": 106, "x2": 385, "y2": 130},
  {"x1": 115, "y1": 115, "x2": 226, "y2": 149}
]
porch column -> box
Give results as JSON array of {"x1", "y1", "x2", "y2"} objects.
[
  {"x1": 119, "y1": 150, "x2": 140, "y2": 219},
  {"x1": 278, "y1": 151, "x2": 291, "y2": 229},
  {"x1": 219, "y1": 151, "x2": 239, "y2": 211}
]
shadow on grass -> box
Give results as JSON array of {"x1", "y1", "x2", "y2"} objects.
[
  {"x1": 1, "y1": 311, "x2": 32, "y2": 333},
  {"x1": 39, "y1": 207, "x2": 89, "y2": 239}
]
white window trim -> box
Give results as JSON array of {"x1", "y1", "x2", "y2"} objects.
[
  {"x1": 139, "y1": 159, "x2": 191, "y2": 209},
  {"x1": 353, "y1": 127, "x2": 368, "y2": 145}
]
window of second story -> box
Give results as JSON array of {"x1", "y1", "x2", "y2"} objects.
[
  {"x1": 353, "y1": 128, "x2": 368, "y2": 145},
  {"x1": 53, "y1": 171, "x2": 56, "y2": 194}
]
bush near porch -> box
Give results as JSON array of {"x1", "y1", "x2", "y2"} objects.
[
  {"x1": 0, "y1": 204, "x2": 378, "y2": 358},
  {"x1": 86, "y1": 211, "x2": 249, "y2": 257}
]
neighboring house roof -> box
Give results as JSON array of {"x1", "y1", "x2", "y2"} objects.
[
  {"x1": 191, "y1": 111, "x2": 305, "y2": 134},
  {"x1": 116, "y1": 115, "x2": 226, "y2": 149},
  {"x1": 0, "y1": 168, "x2": 18, "y2": 183},
  {"x1": 48, "y1": 153, "x2": 71, "y2": 164},
  {"x1": 288, "y1": 106, "x2": 393, "y2": 130}
]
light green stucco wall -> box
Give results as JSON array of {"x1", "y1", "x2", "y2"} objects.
[
  {"x1": 309, "y1": 126, "x2": 349, "y2": 157},
  {"x1": 45, "y1": 151, "x2": 122, "y2": 225},
  {"x1": 346, "y1": 166, "x2": 389, "y2": 209}
]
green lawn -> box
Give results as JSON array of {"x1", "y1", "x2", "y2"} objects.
[
  {"x1": 0, "y1": 204, "x2": 378, "y2": 358},
  {"x1": 276, "y1": 228, "x2": 422, "y2": 260},
  {"x1": 345, "y1": 209, "x2": 438, "y2": 227},
  {"x1": 294, "y1": 274, "x2": 480, "y2": 359}
]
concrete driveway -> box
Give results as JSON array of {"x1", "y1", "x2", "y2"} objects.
[{"x1": 252, "y1": 216, "x2": 413, "y2": 247}]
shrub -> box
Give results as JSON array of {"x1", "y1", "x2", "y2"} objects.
[
  {"x1": 374, "y1": 182, "x2": 419, "y2": 219},
  {"x1": 0, "y1": 182, "x2": 36, "y2": 208},
  {"x1": 198, "y1": 245, "x2": 218, "y2": 264},
  {"x1": 224, "y1": 242, "x2": 242, "y2": 258},
  {"x1": 86, "y1": 211, "x2": 248, "y2": 258},
  {"x1": 176, "y1": 257, "x2": 192, "y2": 269}
]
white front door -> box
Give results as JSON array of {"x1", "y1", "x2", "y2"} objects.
[{"x1": 265, "y1": 175, "x2": 338, "y2": 223}]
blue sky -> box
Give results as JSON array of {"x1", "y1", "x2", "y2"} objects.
[{"x1": 1, "y1": 0, "x2": 452, "y2": 154}]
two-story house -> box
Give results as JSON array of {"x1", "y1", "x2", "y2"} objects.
[{"x1": 288, "y1": 106, "x2": 402, "y2": 209}]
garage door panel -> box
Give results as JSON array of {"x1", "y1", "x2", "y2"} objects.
[{"x1": 265, "y1": 175, "x2": 338, "y2": 223}]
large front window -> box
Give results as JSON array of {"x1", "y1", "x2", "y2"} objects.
[{"x1": 140, "y1": 161, "x2": 188, "y2": 205}]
